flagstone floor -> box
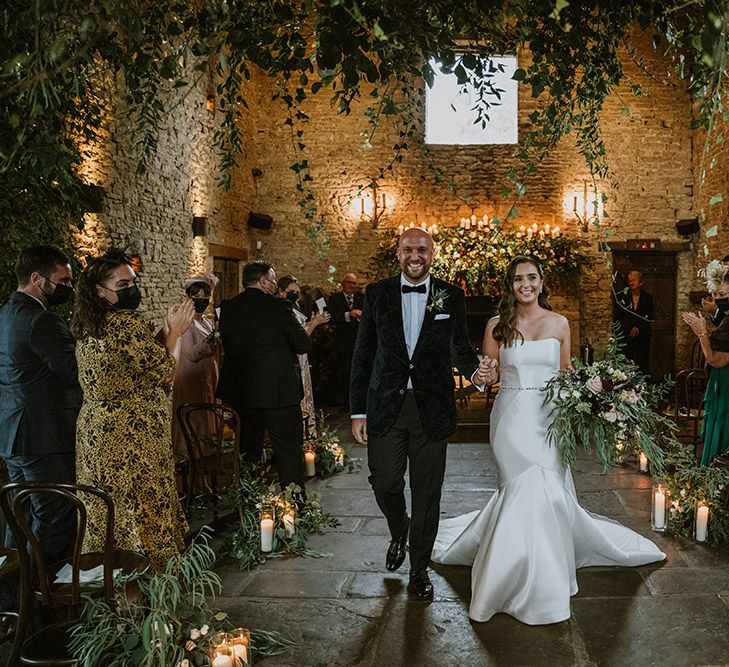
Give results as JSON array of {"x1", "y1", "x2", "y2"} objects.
[{"x1": 214, "y1": 398, "x2": 729, "y2": 667}]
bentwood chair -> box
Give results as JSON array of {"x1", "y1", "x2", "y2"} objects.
[
  {"x1": 663, "y1": 367, "x2": 708, "y2": 457},
  {"x1": 0, "y1": 482, "x2": 149, "y2": 665},
  {"x1": 177, "y1": 403, "x2": 241, "y2": 517}
]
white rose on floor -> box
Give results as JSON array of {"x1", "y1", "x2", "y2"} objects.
[
  {"x1": 586, "y1": 376, "x2": 603, "y2": 394},
  {"x1": 200, "y1": 624, "x2": 209, "y2": 636},
  {"x1": 603, "y1": 410, "x2": 618, "y2": 423},
  {"x1": 190, "y1": 628, "x2": 201, "y2": 640}
]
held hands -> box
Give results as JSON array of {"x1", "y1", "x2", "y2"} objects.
[
  {"x1": 166, "y1": 298, "x2": 195, "y2": 337},
  {"x1": 474, "y1": 356, "x2": 498, "y2": 387},
  {"x1": 681, "y1": 311, "x2": 708, "y2": 338},
  {"x1": 350, "y1": 308, "x2": 363, "y2": 319}
]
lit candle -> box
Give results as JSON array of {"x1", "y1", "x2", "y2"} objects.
[
  {"x1": 553, "y1": 226, "x2": 560, "y2": 236},
  {"x1": 471, "y1": 214, "x2": 476, "y2": 222},
  {"x1": 538, "y1": 230, "x2": 545, "y2": 237},
  {"x1": 653, "y1": 487, "x2": 666, "y2": 530},
  {"x1": 639, "y1": 452, "x2": 648, "y2": 473},
  {"x1": 283, "y1": 511, "x2": 295, "y2": 538},
  {"x1": 232, "y1": 643, "x2": 248, "y2": 664},
  {"x1": 545, "y1": 223, "x2": 550, "y2": 234},
  {"x1": 695, "y1": 504, "x2": 709, "y2": 542},
  {"x1": 305, "y1": 451, "x2": 316, "y2": 477},
  {"x1": 519, "y1": 225, "x2": 526, "y2": 233},
  {"x1": 213, "y1": 653, "x2": 234, "y2": 667},
  {"x1": 260, "y1": 517, "x2": 274, "y2": 552},
  {"x1": 397, "y1": 224, "x2": 404, "y2": 234}
]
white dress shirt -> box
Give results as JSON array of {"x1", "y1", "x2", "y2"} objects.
[{"x1": 401, "y1": 274, "x2": 431, "y2": 387}]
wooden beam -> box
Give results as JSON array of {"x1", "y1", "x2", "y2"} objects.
[{"x1": 207, "y1": 243, "x2": 248, "y2": 261}]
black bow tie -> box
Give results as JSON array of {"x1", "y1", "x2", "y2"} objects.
[{"x1": 402, "y1": 284, "x2": 427, "y2": 294}]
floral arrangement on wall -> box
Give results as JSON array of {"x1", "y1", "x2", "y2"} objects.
[{"x1": 369, "y1": 225, "x2": 589, "y2": 295}]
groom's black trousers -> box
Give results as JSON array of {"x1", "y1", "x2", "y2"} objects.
[{"x1": 367, "y1": 390, "x2": 448, "y2": 573}]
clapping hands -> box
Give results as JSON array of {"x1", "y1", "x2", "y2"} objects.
[
  {"x1": 166, "y1": 297, "x2": 195, "y2": 337},
  {"x1": 474, "y1": 355, "x2": 498, "y2": 387}
]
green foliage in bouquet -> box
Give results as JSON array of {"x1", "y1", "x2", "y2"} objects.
[
  {"x1": 68, "y1": 529, "x2": 293, "y2": 666},
  {"x1": 368, "y1": 227, "x2": 588, "y2": 295},
  {"x1": 544, "y1": 327, "x2": 675, "y2": 472},
  {"x1": 309, "y1": 410, "x2": 362, "y2": 478},
  {"x1": 224, "y1": 463, "x2": 339, "y2": 571},
  {"x1": 660, "y1": 443, "x2": 729, "y2": 550}
]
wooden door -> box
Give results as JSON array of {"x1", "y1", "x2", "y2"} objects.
[
  {"x1": 212, "y1": 257, "x2": 241, "y2": 306},
  {"x1": 611, "y1": 252, "x2": 677, "y2": 380}
]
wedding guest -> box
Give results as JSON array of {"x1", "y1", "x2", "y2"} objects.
[
  {"x1": 277, "y1": 275, "x2": 330, "y2": 435},
  {"x1": 433, "y1": 255, "x2": 664, "y2": 624},
  {"x1": 217, "y1": 261, "x2": 311, "y2": 490},
  {"x1": 682, "y1": 259, "x2": 729, "y2": 466},
  {"x1": 172, "y1": 273, "x2": 222, "y2": 458},
  {"x1": 328, "y1": 273, "x2": 364, "y2": 411},
  {"x1": 0, "y1": 245, "x2": 80, "y2": 565},
  {"x1": 701, "y1": 255, "x2": 729, "y2": 327},
  {"x1": 615, "y1": 270, "x2": 654, "y2": 376},
  {"x1": 71, "y1": 250, "x2": 194, "y2": 571}
]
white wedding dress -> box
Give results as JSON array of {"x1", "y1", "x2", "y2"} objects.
[{"x1": 432, "y1": 338, "x2": 665, "y2": 625}]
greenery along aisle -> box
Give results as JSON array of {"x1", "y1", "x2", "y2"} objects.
[
  {"x1": 69, "y1": 529, "x2": 293, "y2": 666},
  {"x1": 369, "y1": 226, "x2": 588, "y2": 294}
]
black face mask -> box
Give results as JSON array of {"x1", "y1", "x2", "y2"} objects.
[
  {"x1": 41, "y1": 277, "x2": 74, "y2": 307},
  {"x1": 192, "y1": 297, "x2": 210, "y2": 313},
  {"x1": 285, "y1": 291, "x2": 300, "y2": 304},
  {"x1": 716, "y1": 297, "x2": 729, "y2": 313},
  {"x1": 111, "y1": 283, "x2": 142, "y2": 311}
]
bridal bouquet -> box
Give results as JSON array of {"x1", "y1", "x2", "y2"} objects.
[{"x1": 543, "y1": 330, "x2": 674, "y2": 472}]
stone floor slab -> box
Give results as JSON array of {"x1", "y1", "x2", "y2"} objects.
[
  {"x1": 574, "y1": 567, "x2": 652, "y2": 598},
  {"x1": 237, "y1": 569, "x2": 351, "y2": 598},
  {"x1": 641, "y1": 567, "x2": 729, "y2": 596}
]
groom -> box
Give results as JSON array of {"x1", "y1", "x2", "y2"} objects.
[{"x1": 350, "y1": 227, "x2": 493, "y2": 599}]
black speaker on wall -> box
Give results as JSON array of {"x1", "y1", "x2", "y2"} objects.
[
  {"x1": 676, "y1": 218, "x2": 699, "y2": 237},
  {"x1": 247, "y1": 212, "x2": 273, "y2": 230}
]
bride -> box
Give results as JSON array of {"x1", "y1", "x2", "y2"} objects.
[{"x1": 432, "y1": 255, "x2": 665, "y2": 625}]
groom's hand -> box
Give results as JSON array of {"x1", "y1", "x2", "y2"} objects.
[
  {"x1": 474, "y1": 356, "x2": 498, "y2": 386},
  {"x1": 352, "y1": 417, "x2": 368, "y2": 445}
]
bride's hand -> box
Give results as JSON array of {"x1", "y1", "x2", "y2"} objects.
[{"x1": 475, "y1": 356, "x2": 498, "y2": 386}]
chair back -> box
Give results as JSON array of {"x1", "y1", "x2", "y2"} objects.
[
  {"x1": 0, "y1": 482, "x2": 116, "y2": 608},
  {"x1": 690, "y1": 338, "x2": 707, "y2": 370}
]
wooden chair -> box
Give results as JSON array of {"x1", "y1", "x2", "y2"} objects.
[
  {"x1": 0, "y1": 547, "x2": 23, "y2": 667},
  {"x1": 663, "y1": 368, "x2": 707, "y2": 456},
  {"x1": 0, "y1": 482, "x2": 149, "y2": 665},
  {"x1": 177, "y1": 403, "x2": 241, "y2": 514}
]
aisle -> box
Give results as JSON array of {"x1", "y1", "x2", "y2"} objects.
[{"x1": 213, "y1": 410, "x2": 729, "y2": 667}]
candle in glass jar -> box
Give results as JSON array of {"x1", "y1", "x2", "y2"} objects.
[
  {"x1": 305, "y1": 450, "x2": 316, "y2": 476},
  {"x1": 231, "y1": 643, "x2": 248, "y2": 664},
  {"x1": 260, "y1": 517, "x2": 274, "y2": 552},
  {"x1": 283, "y1": 511, "x2": 295, "y2": 538},
  {"x1": 653, "y1": 488, "x2": 666, "y2": 529},
  {"x1": 213, "y1": 653, "x2": 234, "y2": 667},
  {"x1": 639, "y1": 452, "x2": 648, "y2": 472},
  {"x1": 695, "y1": 504, "x2": 709, "y2": 542}
]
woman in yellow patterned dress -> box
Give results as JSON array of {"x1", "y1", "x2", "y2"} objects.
[{"x1": 71, "y1": 250, "x2": 194, "y2": 571}]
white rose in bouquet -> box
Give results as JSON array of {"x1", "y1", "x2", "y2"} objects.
[{"x1": 586, "y1": 376, "x2": 603, "y2": 394}]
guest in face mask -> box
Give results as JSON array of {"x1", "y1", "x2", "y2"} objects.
[
  {"x1": 275, "y1": 276, "x2": 330, "y2": 437},
  {"x1": 682, "y1": 259, "x2": 729, "y2": 465},
  {"x1": 70, "y1": 249, "x2": 194, "y2": 571},
  {"x1": 172, "y1": 273, "x2": 222, "y2": 462},
  {"x1": 701, "y1": 255, "x2": 729, "y2": 326}
]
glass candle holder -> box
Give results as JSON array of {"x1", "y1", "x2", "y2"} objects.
[
  {"x1": 229, "y1": 627, "x2": 251, "y2": 665},
  {"x1": 211, "y1": 633, "x2": 234, "y2": 667},
  {"x1": 651, "y1": 484, "x2": 667, "y2": 532},
  {"x1": 260, "y1": 507, "x2": 274, "y2": 553},
  {"x1": 638, "y1": 451, "x2": 649, "y2": 473},
  {"x1": 283, "y1": 508, "x2": 296, "y2": 539},
  {"x1": 694, "y1": 502, "x2": 709, "y2": 542}
]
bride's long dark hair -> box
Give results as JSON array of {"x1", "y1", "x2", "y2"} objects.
[{"x1": 493, "y1": 256, "x2": 552, "y2": 347}]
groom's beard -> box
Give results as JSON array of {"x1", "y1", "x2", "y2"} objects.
[{"x1": 401, "y1": 262, "x2": 430, "y2": 282}]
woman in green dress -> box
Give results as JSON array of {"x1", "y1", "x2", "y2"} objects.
[
  {"x1": 682, "y1": 259, "x2": 729, "y2": 466},
  {"x1": 71, "y1": 250, "x2": 194, "y2": 571}
]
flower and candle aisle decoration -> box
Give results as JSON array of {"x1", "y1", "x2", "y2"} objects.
[
  {"x1": 543, "y1": 326, "x2": 675, "y2": 472},
  {"x1": 225, "y1": 463, "x2": 338, "y2": 571},
  {"x1": 657, "y1": 441, "x2": 729, "y2": 549},
  {"x1": 307, "y1": 410, "x2": 362, "y2": 478},
  {"x1": 68, "y1": 528, "x2": 293, "y2": 666},
  {"x1": 368, "y1": 222, "x2": 588, "y2": 295}
]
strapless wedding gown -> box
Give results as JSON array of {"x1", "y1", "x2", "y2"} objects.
[{"x1": 432, "y1": 338, "x2": 665, "y2": 625}]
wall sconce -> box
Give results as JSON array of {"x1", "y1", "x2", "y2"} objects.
[
  {"x1": 352, "y1": 182, "x2": 392, "y2": 229},
  {"x1": 566, "y1": 182, "x2": 602, "y2": 233},
  {"x1": 192, "y1": 216, "x2": 208, "y2": 237}
]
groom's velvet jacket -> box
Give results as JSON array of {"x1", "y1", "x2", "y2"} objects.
[{"x1": 350, "y1": 275, "x2": 479, "y2": 441}]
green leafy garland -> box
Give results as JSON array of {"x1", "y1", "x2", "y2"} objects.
[
  {"x1": 369, "y1": 227, "x2": 588, "y2": 294},
  {"x1": 224, "y1": 463, "x2": 339, "y2": 571},
  {"x1": 68, "y1": 529, "x2": 294, "y2": 666},
  {"x1": 659, "y1": 443, "x2": 729, "y2": 550},
  {"x1": 544, "y1": 328, "x2": 675, "y2": 472}
]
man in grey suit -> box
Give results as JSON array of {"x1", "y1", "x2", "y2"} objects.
[{"x1": 0, "y1": 245, "x2": 81, "y2": 563}]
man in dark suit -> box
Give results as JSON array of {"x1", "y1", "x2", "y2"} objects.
[
  {"x1": 350, "y1": 228, "x2": 492, "y2": 599},
  {"x1": 328, "y1": 273, "x2": 364, "y2": 411},
  {"x1": 0, "y1": 245, "x2": 80, "y2": 563},
  {"x1": 615, "y1": 269, "x2": 655, "y2": 376},
  {"x1": 217, "y1": 261, "x2": 311, "y2": 490}
]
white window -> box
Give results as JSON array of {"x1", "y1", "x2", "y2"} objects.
[{"x1": 425, "y1": 55, "x2": 518, "y2": 145}]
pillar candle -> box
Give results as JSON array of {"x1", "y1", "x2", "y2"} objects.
[
  {"x1": 232, "y1": 643, "x2": 248, "y2": 665},
  {"x1": 283, "y1": 512, "x2": 295, "y2": 538},
  {"x1": 695, "y1": 505, "x2": 709, "y2": 542},
  {"x1": 639, "y1": 452, "x2": 648, "y2": 473},
  {"x1": 653, "y1": 489, "x2": 666, "y2": 529},
  {"x1": 213, "y1": 654, "x2": 234, "y2": 667},
  {"x1": 260, "y1": 518, "x2": 274, "y2": 552},
  {"x1": 305, "y1": 451, "x2": 316, "y2": 476}
]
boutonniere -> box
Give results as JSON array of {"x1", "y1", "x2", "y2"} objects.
[{"x1": 426, "y1": 285, "x2": 449, "y2": 314}]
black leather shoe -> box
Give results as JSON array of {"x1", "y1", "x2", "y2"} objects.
[
  {"x1": 408, "y1": 569, "x2": 434, "y2": 600},
  {"x1": 385, "y1": 515, "x2": 409, "y2": 572}
]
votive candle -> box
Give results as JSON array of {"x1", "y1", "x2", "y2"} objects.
[
  {"x1": 283, "y1": 510, "x2": 295, "y2": 538},
  {"x1": 213, "y1": 653, "x2": 234, "y2": 667},
  {"x1": 639, "y1": 452, "x2": 648, "y2": 473}
]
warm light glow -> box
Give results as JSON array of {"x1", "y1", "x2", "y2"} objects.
[
  {"x1": 397, "y1": 221, "x2": 439, "y2": 235},
  {"x1": 564, "y1": 182, "x2": 604, "y2": 232}
]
